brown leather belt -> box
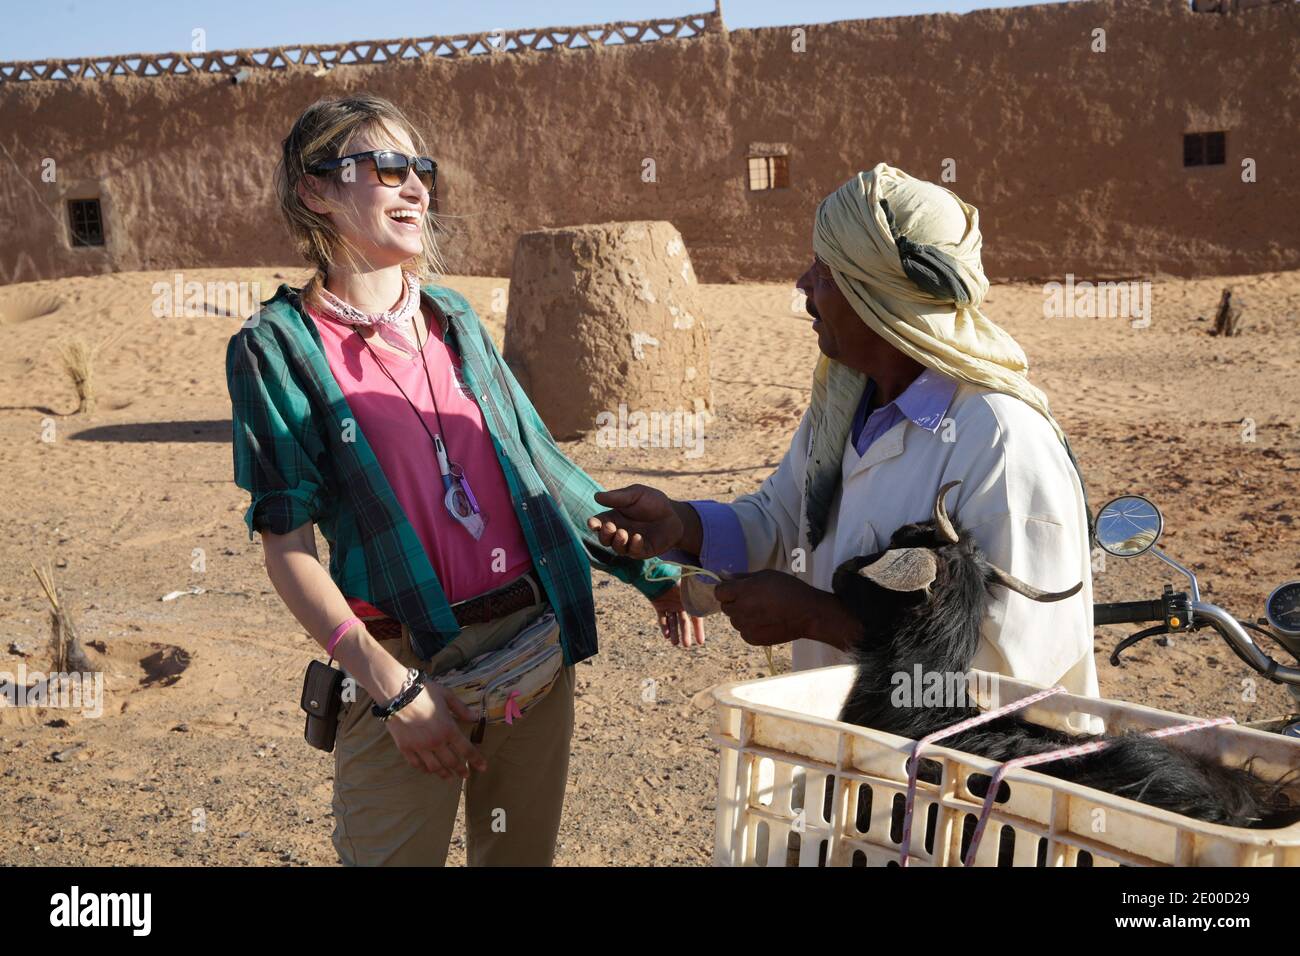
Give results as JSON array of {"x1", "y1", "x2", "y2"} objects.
[{"x1": 361, "y1": 569, "x2": 542, "y2": 642}]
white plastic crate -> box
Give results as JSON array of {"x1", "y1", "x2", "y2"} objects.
[{"x1": 712, "y1": 665, "x2": 1300, "y2": 867}]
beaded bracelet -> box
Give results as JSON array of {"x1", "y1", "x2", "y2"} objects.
[{"x1": 371, "y1": 667, "x2": 426, "y2": 722}]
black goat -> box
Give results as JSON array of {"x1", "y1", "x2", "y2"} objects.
[{"x1": 834, "y1": 481, "x2": 1297, "y2": 829}]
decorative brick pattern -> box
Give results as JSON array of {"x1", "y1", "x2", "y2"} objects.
[{"x1": 0, "y1": 11, "x2": 722, "y2": 83}]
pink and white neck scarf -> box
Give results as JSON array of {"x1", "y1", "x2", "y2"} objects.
[{"x1": 316, "y1": 271, "x2": 424, "y2": 356}]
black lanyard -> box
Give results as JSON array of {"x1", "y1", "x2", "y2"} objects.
[{"x1": 356, "y1": 306, "x2": 453, "y2": 457}]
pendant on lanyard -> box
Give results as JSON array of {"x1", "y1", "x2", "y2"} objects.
[{"x1": 434, "y1": 435, "x2": 486, "y2": 540}]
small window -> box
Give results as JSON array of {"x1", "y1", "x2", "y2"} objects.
[
  {"x1": 1204, "y1": 130, "x2": 1226, "y2": 165},
  {"x1": 68, "y1": 198, "x2": 105, "y2": 246},
  {"x1": 747, "y1": 155, "x2": 789, "y2": 191},
  {"x1": 1183, "y1": 131, "x2": 1227, "y2": 167}
]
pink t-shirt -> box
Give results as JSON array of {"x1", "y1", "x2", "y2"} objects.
[{"x1": 307, "y1": 301, "x2": 533, "y2": 610}]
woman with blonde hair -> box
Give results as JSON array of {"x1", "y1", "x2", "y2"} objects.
[{"x1": 226, "y1": 93, "x2": 698, "y2": 866}]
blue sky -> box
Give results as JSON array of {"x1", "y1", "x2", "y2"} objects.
[{"x1": 1, "y1": 0, "x2": 1073, "y2": 61}]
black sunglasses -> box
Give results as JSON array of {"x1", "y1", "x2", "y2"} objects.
[{"x1": 309, "y1": 150, "x2": 437, "y2": 191}]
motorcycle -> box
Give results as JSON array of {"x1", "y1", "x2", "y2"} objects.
[{"x1": 1091, "y1": 494, "x2": 1300, "y2": 738}]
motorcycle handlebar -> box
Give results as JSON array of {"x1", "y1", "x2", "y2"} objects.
[
  {"x1": 1192, "y1": 601, "x2": 1300, "y2": 688},
  {"x1": 1096, "y1": 594, "x2": 1300, "y2": 687},
  {"x1": 1093, "y1": 599, "x2": 1164, "y2": 627}
]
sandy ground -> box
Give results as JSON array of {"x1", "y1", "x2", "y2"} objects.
[{"x1": 0, "y1": 266, "x2": 1297, "y2": 866}]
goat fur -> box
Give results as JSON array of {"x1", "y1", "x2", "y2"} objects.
[{"x1": 833, "y1": 498, "x2": 1298, "y2": 829}]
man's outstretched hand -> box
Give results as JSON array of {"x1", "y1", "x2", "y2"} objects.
[{"x1": 588, "y1": 484, "x2": 696, "y2": 559}]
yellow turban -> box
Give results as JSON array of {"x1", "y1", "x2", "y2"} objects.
[{"x1": 804, "y1": 163, "x2": 1069, "y2": 548}]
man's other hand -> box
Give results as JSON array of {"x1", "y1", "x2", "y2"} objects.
[{"x1": 713, "y1": 570, "x2": 865, "y2": 651}]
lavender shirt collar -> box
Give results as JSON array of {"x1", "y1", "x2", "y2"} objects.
[{"x1": 850, "y1": 368, "x2": 958, "y2": 456}]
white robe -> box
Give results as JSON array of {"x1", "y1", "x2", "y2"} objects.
[{"x1": 723, "y1": 382, "x2": 1098, "y2": 696}]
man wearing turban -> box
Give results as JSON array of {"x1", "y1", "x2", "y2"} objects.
[{"x1": 588, "y1": 164, "x2": 1097, "y2": 696}]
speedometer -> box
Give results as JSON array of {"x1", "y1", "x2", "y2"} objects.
[{"x1": 1265, "y1": 581, "x2": 1300, "y2": 637}]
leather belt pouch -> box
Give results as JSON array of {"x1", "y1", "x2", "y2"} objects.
[{"x1": 301, "y1": 659, "x2": 346, "y2": 753}]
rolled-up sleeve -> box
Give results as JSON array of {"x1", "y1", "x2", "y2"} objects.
[{"x1": 225, "y1": 329, "x2": 328, "y2": 539}]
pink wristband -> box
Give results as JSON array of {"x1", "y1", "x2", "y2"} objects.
[{"x1": 327, "y1": 617, "x2": 362, "y2": 656}]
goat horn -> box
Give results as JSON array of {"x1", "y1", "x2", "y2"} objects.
[
  {"x1": 933, "y1": 480, "x2": 962, "y2": 544},
  {"x1": 986, "y1": 564, "x2": 1083, "y2": 603}
]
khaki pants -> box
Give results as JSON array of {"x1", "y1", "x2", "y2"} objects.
[{"x1": 331, "y1": 596, "x2": 575, "y2": 866}]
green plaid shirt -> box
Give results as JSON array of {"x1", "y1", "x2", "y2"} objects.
[{"x1": 225, "y1": 282, "x2": 679, "y2": 665}]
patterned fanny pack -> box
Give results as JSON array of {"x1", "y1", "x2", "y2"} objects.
[{"x1": 433, "y1": 610, "x2": 564, "y2": 741}]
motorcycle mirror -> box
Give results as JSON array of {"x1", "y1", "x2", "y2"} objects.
[{"x1": 1095, "y1": 494, "x2": 1163, "y2": 557}]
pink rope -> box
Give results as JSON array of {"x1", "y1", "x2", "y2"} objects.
[
  {"x1": 960, "y1": 715, "x2": 1235, "y2": 866},
  {"x1": 898, "y1": 685, "x2": 1066, "y2": 866}
]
